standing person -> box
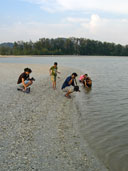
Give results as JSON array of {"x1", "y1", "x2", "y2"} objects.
[
  {"x1": 49, "y1": 62, "x2": 60, "y2": 89},
  {"x1": 61, "y1": 73, "x2": 78, "y2": 98},
  {"x1": 17, "y1": 68, "x2": 34, "y2": 92}
]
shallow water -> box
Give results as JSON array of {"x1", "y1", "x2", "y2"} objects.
[{"x1": 1, "y1": 56, "x2": 128, "y2": 171}]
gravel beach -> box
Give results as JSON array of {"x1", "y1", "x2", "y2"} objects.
[{"x1": 0, "y1": 63, "x2": 108, "y2": 171}]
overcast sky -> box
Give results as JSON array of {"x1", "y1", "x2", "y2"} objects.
[{"x1": 0, "y1": 0, "x2": 128, "y2": 45}]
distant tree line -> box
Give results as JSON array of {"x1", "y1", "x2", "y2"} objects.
[{"x1": 0, "y1": 37, "x2": 128, "y2": 56}]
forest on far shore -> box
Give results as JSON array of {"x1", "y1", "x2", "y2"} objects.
[{"x1": 0, "y1": 37, "x2": 128, "y2": 56}]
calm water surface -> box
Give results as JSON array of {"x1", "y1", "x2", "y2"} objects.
[{"x1": 1, "y1": 56, "x2": 128, "y2": 171}]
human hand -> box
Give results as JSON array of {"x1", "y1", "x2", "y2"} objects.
[{"x1": 24, "y1": 86, "x2": 27, "y2": 91}]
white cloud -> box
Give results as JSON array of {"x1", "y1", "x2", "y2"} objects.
[
  {"x1": 23, "y1": 0, "x2": 128, "y2": 14},
  {"x1": 0, "y1": 16, "x2": 128, "y2": 45},
  {"x1": 1, "y1": 0, "x2": 128, "y2": 44},
  {"x1": 65, "y1": 14, "x2": 128, "y2": 45},
  {"x1": 66, "y1": 17, "x2": 89, "y2": 23},
  {"x1": 57, "y1": 0, "x2": 128, "y2": 14}
]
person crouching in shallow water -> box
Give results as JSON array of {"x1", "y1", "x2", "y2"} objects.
[
  {"x1": 17, "y1": 68, "x2": 33, "y2": 91},
  {"x1": 84, "y1": 76, "x2": 92, "y2": 88},
  {"x1": 61, "y1": 73, "x2": 78, "y2": 98},
  {"x1": 79, "y1": 74, "x2": 88, "y2": 83},
  {"x1": 49, "y1": 62, "x2": 60, "y2": 90}
]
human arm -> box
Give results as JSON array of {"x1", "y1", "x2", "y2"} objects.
[
  {"x1": 22, "y1": 78, "x2": 27, "y2": 90},
  {"x1": 85, "y1": 79, "x2": 92, "y2": 88},
  {"x1": 81, "y1": 77, "x2": 85, "y2": 83},
  {"x1": 68, "y1": 78, "x2": 74, "y2": 86},
  {"x1": 84, "y1": 81, "x2": 88, "y2": 88}
]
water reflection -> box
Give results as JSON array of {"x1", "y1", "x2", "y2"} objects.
[{"x1": 84, "y1": 87, "x2": 92, "y2": 94}]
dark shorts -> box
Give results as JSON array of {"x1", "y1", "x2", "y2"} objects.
[{"x1": 86, "y1": 83, "x2": 92, "y2": 88}]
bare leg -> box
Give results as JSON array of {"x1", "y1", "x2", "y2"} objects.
[
  {"x1": 52, "y1": 81, "x2": 56, "y2": 89},
  {"x1": 52, "y1": 81, "x2": 55, "y2": 89},
  {"x1": 54, "y1": 81, "x2": 56, "y2": 89},
  {"x1": 65, "y1": 91, "x2": 72, "y2": 98},
  {"x1": 23, "y1": 80, "x2": 33, "y2": 89}
]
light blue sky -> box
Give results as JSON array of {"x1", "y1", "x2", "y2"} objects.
[{"x1": 0, "y1": 0, "x2": 128, "y2": 44}]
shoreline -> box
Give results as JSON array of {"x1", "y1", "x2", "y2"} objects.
[
  {"x1": 0, "y1": 55, "x2": 127, "y2": 58},
  {"x1": 0, "y1": 63, "x2": 108, "y2": 171}
]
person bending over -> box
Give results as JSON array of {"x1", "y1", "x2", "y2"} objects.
[
  {"x1": 84, "y1": 76, "x2": 92, "y2": 88},
  {"x1": 49, "y1": 62, "x2": 60, "y2": 90},
  {"x1": 79, "y1": 74, "x2": 88, "y2": 83},
  {"x1": 61, "y1": 73, "x2": 78, "y2": 98},
  {"x1": 17, "y1": 68, "x2": 34, "y2": 91}
]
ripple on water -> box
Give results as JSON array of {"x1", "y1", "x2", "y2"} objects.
[
  {"x1": 76, "y1": 80, "x2": 128, "y2": 171},
  {"x1": 1, "y1": 56, "x2": 128, "y2": 171}
]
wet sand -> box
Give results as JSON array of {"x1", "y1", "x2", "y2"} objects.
[{"x1": 0, "y1": 63, "x2": 108, "y2": 171}]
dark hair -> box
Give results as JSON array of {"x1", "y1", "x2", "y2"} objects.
[
  {"x1": 72, "y1": 72, "x2": 78, "y2": 77},
  {"x1": 54, "y1": 62, "x2": 58, "y2": 65},
  {"x1": 24, "y1": 68, "x2": 32, "y2": 73},
  {"x1": 84, "y1": 74, "x2": 88, "y2": 76},
  {"x1": 86, "y1": 77, "x2": 91, "y2": 81}
]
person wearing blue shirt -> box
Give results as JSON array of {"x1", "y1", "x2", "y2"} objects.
[{"x1": 61, "y1": 73, "x2": 78, "y2": 98}]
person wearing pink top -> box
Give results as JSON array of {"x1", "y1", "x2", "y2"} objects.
[{"x1": 79, "y1": 74, "x2": 88, "y2": 83}]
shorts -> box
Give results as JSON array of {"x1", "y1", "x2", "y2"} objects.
[
  {"x1": 51, "y1": 75, "x2": 56, "y2": 82},
  {"x1": 62, "y1": 86, "x2": 74, "y2": 93},
  {"x1": 18, "y1": 80, "x2": 30, "y2": 88},
  {"x1": 86, "y1": 83, "x2": 92, "y2": 88},
  {"x1": 24, "y1": 80, "x2": 30, "y2": 84}
]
